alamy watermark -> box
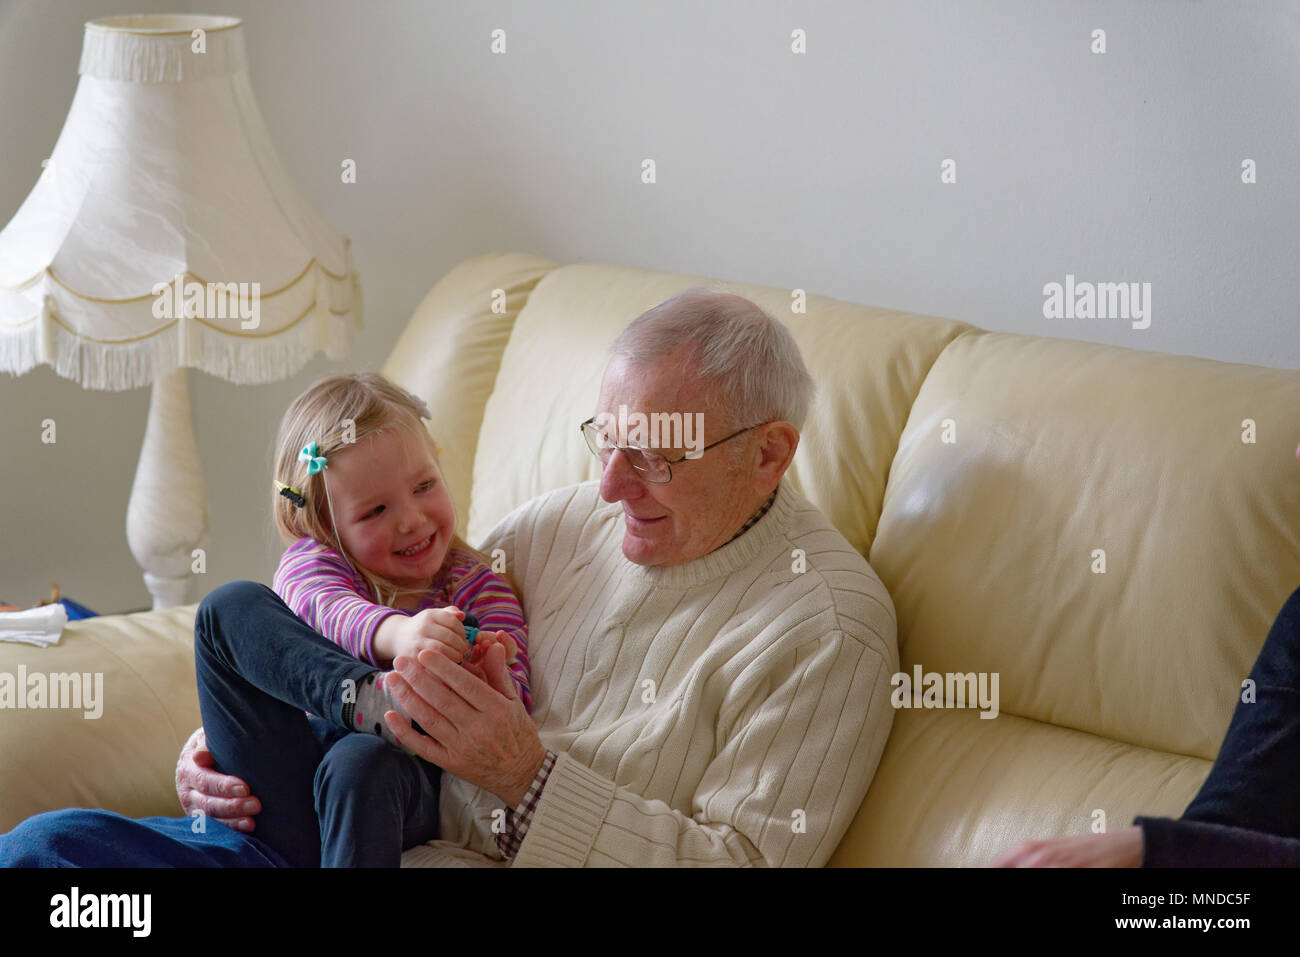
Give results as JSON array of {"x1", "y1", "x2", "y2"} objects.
[
  {"x1": 591, "y1": 404, "x2": 705, "y2": 457},
  {"x1": 152, "y1": 275, "x2": 260, "y2": 330},
  {"x1": 50, "y1": 887, "x2": 150, "y2": 936},
  {"x1": 0, "y1": 666, "x2": 103, "y2": 719},
  {"x1": 1042, "y1": 274, "x2": 1151, "y2": 330},
  {"x1": 890, "y1": 664, "x2": 999, "y2": 719}
]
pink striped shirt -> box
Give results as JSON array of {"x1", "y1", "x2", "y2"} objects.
[{"x1": 272, "y1": 537, "x2": 531, "y2": 712}]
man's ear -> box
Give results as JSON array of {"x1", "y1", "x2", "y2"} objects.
[{"x1": 754, "y1": 422, "x2": 799, "y2": 492}]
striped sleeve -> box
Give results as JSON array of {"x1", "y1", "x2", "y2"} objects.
[
  {"x1": 271, "y1": 538, "x2": 397, "y2": 667},
  {"x1": 449, "y1": 554, "x2": 532, "y2": 713}
]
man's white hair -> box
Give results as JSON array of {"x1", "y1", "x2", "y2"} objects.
[{"x1": 610, "y1": 287, "x2": 814, "y2": 429}]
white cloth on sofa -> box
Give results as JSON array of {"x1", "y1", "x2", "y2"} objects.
[{"x1": 0, "y1": 604, "x2": 67, "y2": 647}]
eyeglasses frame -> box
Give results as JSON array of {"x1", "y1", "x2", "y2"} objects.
[{"x1": 579, "y1": 416, "x2": 767, "y2": 484}]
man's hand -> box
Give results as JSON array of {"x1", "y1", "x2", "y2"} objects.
[
  {"x1": 990, "y1": 826, "x2": 1142, "y2": 867},
  {"x1": 384, "y1": 639, "x2": 546, "y2": 808},
  {"x1": 175, "y1": 727, "x2": 262, "y2": 832}
]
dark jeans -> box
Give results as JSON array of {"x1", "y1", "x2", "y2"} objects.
[
  {"x1": 1137, "y1": 585, "x2": 1300, "y2": 866},
  {"x1": 0, "y1": 581, "x2": 442, "y2": 867}
]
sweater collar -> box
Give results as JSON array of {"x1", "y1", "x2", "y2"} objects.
[{"x1": 720, "y1": 488, "x2": 779, "y2": 548}]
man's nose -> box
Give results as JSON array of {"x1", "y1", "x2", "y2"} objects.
[{"x1": 599, "y1": 448, "x2": 645, "y2": 503}]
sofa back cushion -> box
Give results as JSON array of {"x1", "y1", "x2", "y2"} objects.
[{"x1": 869, "y1": 331, "x2": 1300, "y2": 760}]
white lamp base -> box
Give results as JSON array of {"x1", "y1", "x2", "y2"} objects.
[{"x1": 125, "y1": 368, "x2": 210, "y2": 609}]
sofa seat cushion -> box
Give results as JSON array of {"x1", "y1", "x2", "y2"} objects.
[
  {"x1": 0, "y1": 604, "x2": 199, "y2": 833},
  {"x1": 830, "y1": 707, "x2": 1210, "y2": 866}
]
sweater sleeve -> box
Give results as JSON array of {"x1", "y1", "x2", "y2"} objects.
[
  {"x1": 272, "y1": 539, "x2": 399, "y2": 668},
  {"x1": 510, "y1": 628, "x2": 894, "y2": 868},
  {"x1": 1136, "y1": 816, "x2": 1300, "y2": 867}
]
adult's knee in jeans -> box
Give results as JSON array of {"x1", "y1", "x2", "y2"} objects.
[
  {"x1": 0, "y1": 809, "x2": 104, "y2": 866},
  {"x1": 0, "y1": 816, "x2": 49, "y2": 866}
]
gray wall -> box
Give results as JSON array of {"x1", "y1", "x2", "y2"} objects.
[{"x1": 1, "y1": 0, "x2": 1297, "y2": 614}]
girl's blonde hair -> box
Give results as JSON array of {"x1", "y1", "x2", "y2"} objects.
[{"x1": 273, "y1": 372, "x2": 486, "y2": 608}]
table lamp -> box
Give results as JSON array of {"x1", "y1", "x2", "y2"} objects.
[{"x1": 0, "y1": 13, "x2": 361, "y2": 608}]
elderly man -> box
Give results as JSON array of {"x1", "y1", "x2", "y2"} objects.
[{"x1": 5, "y1": 289, "x2": 898, "y2": 867}]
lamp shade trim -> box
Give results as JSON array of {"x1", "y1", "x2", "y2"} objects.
[
  {"x1": 3, "y1": 254, "x2": 352, "y2": 304},
  {"x1": 0, "y1": 270, "x2": 360, "y2": 391}
]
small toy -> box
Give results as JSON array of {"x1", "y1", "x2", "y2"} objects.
[{"x1": 462, "y1": 612, "x2": 480, "y2": 645}]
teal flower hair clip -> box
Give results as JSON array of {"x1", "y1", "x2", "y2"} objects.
[{"x1": 299, "y1": 442, "x2": 328, "y2": 476}]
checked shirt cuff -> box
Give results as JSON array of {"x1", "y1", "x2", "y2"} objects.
[{"x1": 494, "y1": 749, "x2": 557, "y2": 861}]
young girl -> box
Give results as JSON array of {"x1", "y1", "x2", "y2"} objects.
[{"x1": 194, "y1": 372, "x2": 530, "y2": 867}]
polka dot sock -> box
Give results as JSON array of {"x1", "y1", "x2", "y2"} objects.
[{"x1": 341, "y1": 672, "x2": 424, "y2": 750}]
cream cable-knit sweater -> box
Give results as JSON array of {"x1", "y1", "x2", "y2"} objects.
[{"x1": 402, "y1": 480, "x2": 898, "y2": 867}]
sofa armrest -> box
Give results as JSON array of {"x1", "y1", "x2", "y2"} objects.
[{"x1": 0, "y1": 604, "x2": 199, "y2": 833}]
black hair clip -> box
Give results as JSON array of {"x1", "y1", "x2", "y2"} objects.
[{"x1": 275, "y1": 481, "x2": 307, "y2": 508}]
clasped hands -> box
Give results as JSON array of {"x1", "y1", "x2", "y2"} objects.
[{"x1": 383, "y1": 626, "x2": 548, "y2": 811}]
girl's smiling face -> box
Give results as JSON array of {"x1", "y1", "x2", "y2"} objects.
[{"x1": 323, "y1": 426, "x2": 456, "y2": 592}]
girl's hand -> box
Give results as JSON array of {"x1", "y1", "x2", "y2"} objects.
[
  {"x1": 376, "y1": 607, "x2": 471, "y2": 666},
  {"x1": 464, "y1": 630, "x2": 518, "y2": 682}
]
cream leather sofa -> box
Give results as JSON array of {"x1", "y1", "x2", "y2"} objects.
[{"x1": 4, "y1": 252, "x2": 1299, "y2": 866}]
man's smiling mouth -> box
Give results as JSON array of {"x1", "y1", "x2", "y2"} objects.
[{"x1": 624, "y1": 513, "x2": 665, "y2": 527}]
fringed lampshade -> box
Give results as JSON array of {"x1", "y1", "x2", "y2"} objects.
[{"x1": 0, "y1": 14, "x2": 362, "y2": 607}]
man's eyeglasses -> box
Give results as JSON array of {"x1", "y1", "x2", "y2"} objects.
[{"x1": 579, "y1": 417, "x2": 765, "y2": 484}]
